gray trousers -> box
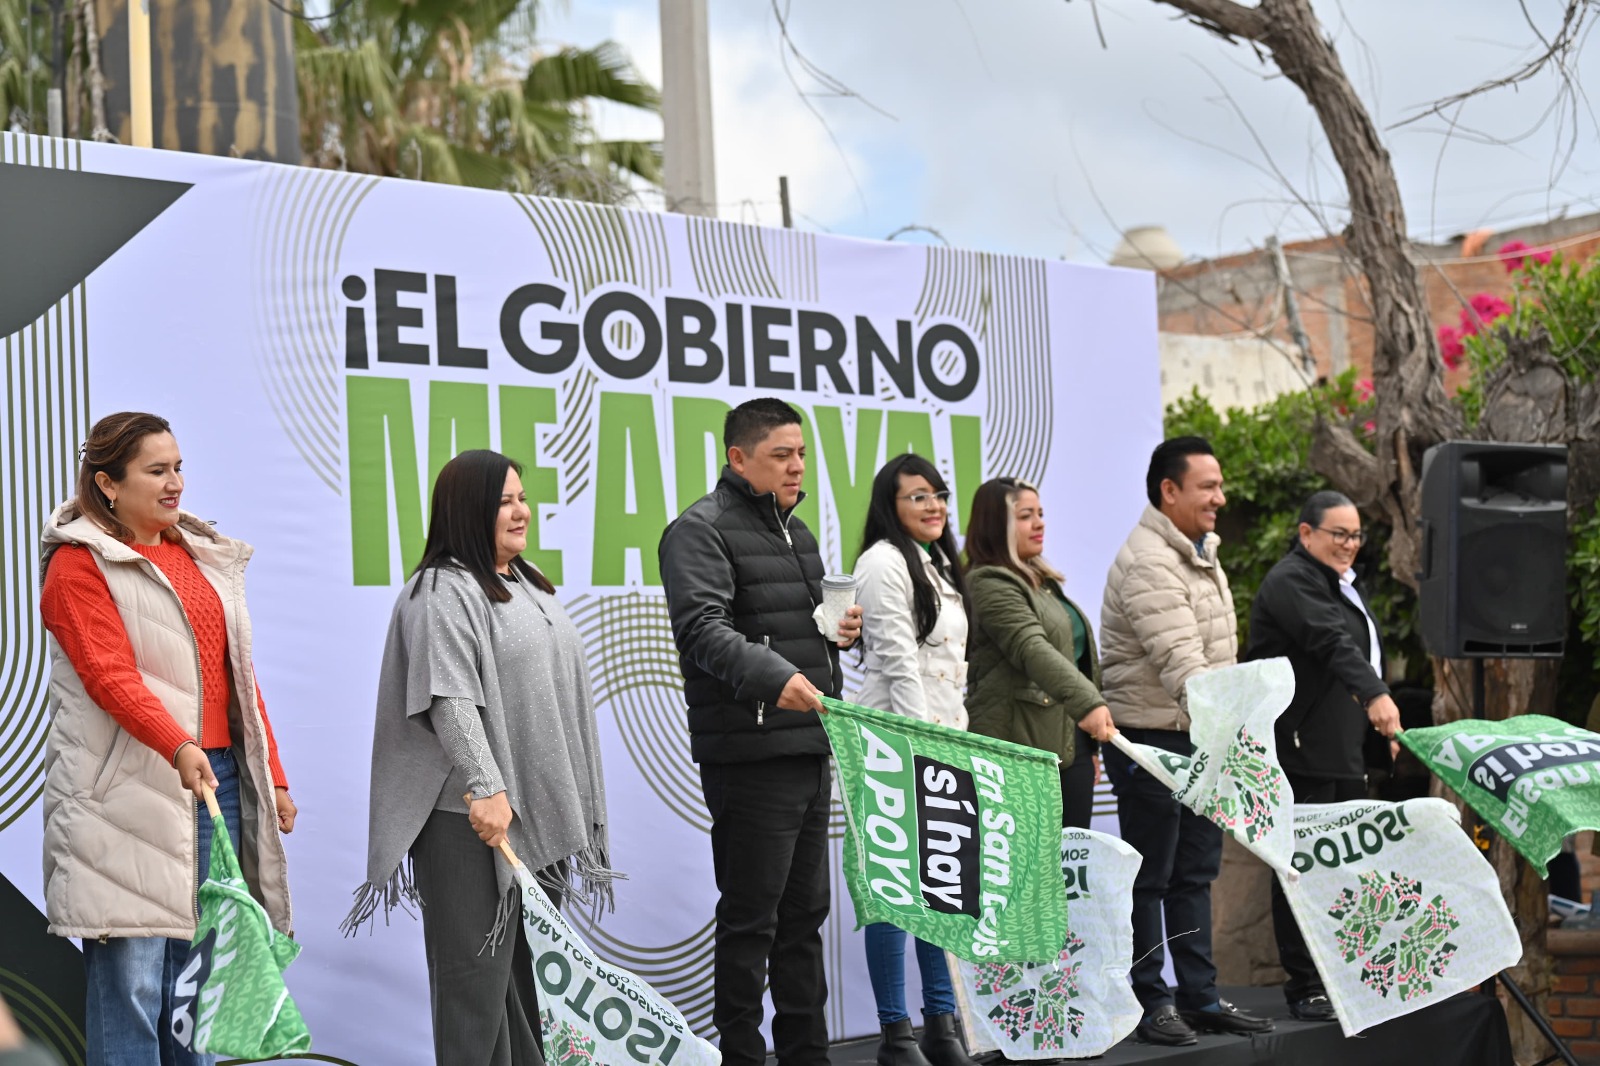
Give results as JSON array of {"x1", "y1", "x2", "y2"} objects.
[{"x1": 411, "y1": 809, "x2": 546, "y2": 1066}]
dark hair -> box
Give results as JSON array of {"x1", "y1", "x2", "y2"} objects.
[
  {"x1": 963, "y1": 477, "x2": 1061, "y2": 589},
  {"x1": 1298, "y1": 489, "x2": 1356, "y2": 528},
  {"x1": 858, "y1": 454, "x2": 970, "y2": 644},
  {"x1": 1145, "y1": 436, "x2": 1215, "y2": 508},
  {"x1": 724, "y1": 397, "x2": 801, "y2": 455},
  {"x1": 74, "y1": 411, "x2": 179, "y2": 545},
  {"x1": 410, "y1": 449, "x2": 554, "y2": 602}
]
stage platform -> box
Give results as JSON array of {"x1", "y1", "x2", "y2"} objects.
[{"x1": 788, "y1": 985, "x2": 1514, "y2": 1066}]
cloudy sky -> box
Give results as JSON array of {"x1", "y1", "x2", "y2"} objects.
[{"x1": 535, "y1": 0, "x2": 1600, "y2": 264}]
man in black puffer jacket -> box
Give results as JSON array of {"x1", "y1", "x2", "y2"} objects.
[
  {"x1": 660, "y1": 397, "x2": 861, "y2": 1066},
  {"x1": 1244, "y1": 489, "x2": 1401, "y2": 1024}
]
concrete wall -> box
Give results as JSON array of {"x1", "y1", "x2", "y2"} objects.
[{"x1": 1159, "y1": 332, "x2": 1311, "y2": 413}]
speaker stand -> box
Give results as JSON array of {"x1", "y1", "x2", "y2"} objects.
[
  {"x1": 1486, "y1": 971, "x2": 1580, "y2": 1066},
  {"x1": 1469, "y1": 669, "x2": 1575, "y2": 1065}
]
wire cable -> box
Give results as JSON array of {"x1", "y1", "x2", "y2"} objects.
[{"x1": 264, "y1": 0, "x2": 358, "y2": 22}]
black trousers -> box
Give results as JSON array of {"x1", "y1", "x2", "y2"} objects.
[
  {"x1": 1061, "y1": 741, "x2": 1097, "y2": 830},
  {"x1": 1103, "y1": 728, "x2": 1223, "y2": 1012},
  {"x1": 410, "y1": 809, "x2": 547, "y2": 1066},
  {"x1": 1273, "y1": 774, "x2": 1366, "y2": 1002},
  {"x1": 700, "y1": 754, "x2": 833, "y2": 1066}
]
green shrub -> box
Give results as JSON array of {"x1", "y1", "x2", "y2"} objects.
[{"x1": 1162, "y1": 373, "x2": 1430, "y2": 684}]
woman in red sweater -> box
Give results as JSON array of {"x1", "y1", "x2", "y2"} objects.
[{"x1": 39, "y1": 411, "x2": 296, "y2": 1066}]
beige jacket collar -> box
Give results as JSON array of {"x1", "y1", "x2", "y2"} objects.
[{"x1": 1138, "y1": 503, "x2": 1220, "y2": 568}]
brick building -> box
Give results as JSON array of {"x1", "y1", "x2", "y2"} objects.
[{"x1": 1151, "y1": 212, "x2": 1600, "y2": 392}]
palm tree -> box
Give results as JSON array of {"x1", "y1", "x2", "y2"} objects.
[
  {"x1": 0, "y1": 0, "x2": 50, "y2": 133},
  {"x1": 295, "y1": 0, "x2": 661, "y2": 203}
]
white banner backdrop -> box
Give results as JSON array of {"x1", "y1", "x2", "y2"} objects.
[{"x1": 0, "y1": 131, "x2": 1161, "y2": 1063}]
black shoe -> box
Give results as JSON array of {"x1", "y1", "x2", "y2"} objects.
[
  {"x1": 1181, "y1": 999, "x2": 1275, "y2": 1035},
  {"x1": 879, "y1": 1018, "x2": 934, "y2": 1066},
  {"x1": 1289, "y1": 994, "x2": 1338, "y2": 1022},
  {"x1": 919, "y1": 1013, "x2": 978, "y2": 1066},
  {"x1": 1136, "y1": 1005, "x2": 1198, "y2": 1046}
]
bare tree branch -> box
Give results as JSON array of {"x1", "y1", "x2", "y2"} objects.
[
  {"x1": 1391, "y1": 0, "x2": 1598, "y2": 129},
  {"x1": 1149, "y1": 0, "x2": 1270, "y2": 42}
]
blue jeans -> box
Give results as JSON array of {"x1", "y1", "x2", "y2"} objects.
[
  {"x1": 864, "y1": 922, "x2": 956, "y2": 1025},
  {"x1": 83, "y1": 747, "x2": 243, "y2": 1066}
]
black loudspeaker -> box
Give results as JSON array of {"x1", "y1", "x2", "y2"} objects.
[{"x1": 1417, "y1": 441, "x2": 1567, "y2": 658}]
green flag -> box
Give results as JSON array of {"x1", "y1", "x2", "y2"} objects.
[
  {"x1": 1398, "y1": 714, "x2": 1600, "y2": 877},
  {"x1": 820, "y1": 697, "x2": 1067, "y2": 963},
  {"x1": 171, "y1": 813, "x2": 311, "y2": 1058}
]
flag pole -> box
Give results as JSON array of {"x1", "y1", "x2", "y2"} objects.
[
  {"x1": 1107, "y1": 732, "x2": 1182, "y2": 792},
  {"x1": 197, "y1": 782, "x2": 221, "y2": 820},
  {"x1": 497, "y1": 840, "x2": 523, "y2": 868}
]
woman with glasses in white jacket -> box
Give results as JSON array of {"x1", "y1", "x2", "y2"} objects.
[{"x1": 850, "y1": 453, "x2": 977, "y2": 1066}]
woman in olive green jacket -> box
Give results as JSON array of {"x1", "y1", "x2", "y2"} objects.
[{"x1": 963, "y1": 477, "x2": 1116, "y2": 828}]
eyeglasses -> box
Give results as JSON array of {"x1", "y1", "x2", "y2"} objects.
[
  {"x1": 898, "y1": 491, "x2": 951, "y2": 510},
  {"x1": 1315, "y1": 527, "x2": 1366, "y2": 547}
]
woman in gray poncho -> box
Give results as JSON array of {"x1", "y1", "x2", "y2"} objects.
[{"x1": 347, "y1": 449, "x2": 617, "y2": 1066}]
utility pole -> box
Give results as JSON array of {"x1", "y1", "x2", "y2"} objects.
[
  {"x1": 128, "y1": 0, "x2": 152, "y2": 146},
  {"x1": 660, "y1": 0, "x2": 718, "y2": 217},
  {"x1": 1266, "y1": 235, "x2": 1315, "y2": 378},
  {"x1": 779, "y1": 176, "x2": 792, "y2": 228},
  {"x1": 47, "y1": 0, "x2": 65, "y2": 136}
]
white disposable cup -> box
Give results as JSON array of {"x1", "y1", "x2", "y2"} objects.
[{"x1": 819, "y1": 575, "x2": 858, "y2": 641}]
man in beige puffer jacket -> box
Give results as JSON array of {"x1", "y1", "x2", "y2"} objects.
[{"x1": 1100, "y1": 437, "x2": 1272, "y2": 1047}]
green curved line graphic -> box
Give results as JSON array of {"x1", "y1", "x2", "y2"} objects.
[
  {"x1": 0, "y1": 968, "x2": 87, "y2": 1066},
  {"x1": 565, "y1": 594, "x2": 708, "y2": 833},
  {"x1": 914, "y1": 249, "x2": 1053, "y2": 485},
  {"x1": 251, "y1": 167, "x2": 378, "y2": 495},
  {"x1": 515, "y1": 196, "x2": 667, "y2": 311},
  {"x1": 0, "y1": 133, "x2": 88, "y2": 831},
  {"x1": 285, "y1": 167, "x2": 344, "y2": 441},
  {"x1": 546, "y1": 369, "x2": 598, "y2": 506}
]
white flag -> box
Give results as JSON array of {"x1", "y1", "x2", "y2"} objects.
[
  {"x1": 1109, "y1": 658, "x2": 1298, "y2": 874},
  {"x1": 515, "y1": 867, "x2": 721, "y2": 1066},
  {"x1": 951, "y1": 829, "x2": 1142, "y2": 1059},
  {"x1": 1280, "y1": 798, "x2": 1521, "y2": 1036}
]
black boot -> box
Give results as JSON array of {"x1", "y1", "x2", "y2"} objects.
[
  {"x1": 919, "y1": 1013, "x2": 978, "y2": 1066},
  {"x1": 879, "y1": 1018, "x2": 934, "y2": 1066}
]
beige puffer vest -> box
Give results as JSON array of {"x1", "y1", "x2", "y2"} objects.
[
  {"x1": 40, "y1": 502, "x2": 292, "y2": 939},
  {"x1": 1099, "y1": 504, "x2": 1238, "y2": 732}
]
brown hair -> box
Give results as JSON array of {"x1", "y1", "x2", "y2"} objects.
[
  {"x1": 962, "y1": 477, "x2": 1063, "y2": 590},
  {"x1": 75, "y1": 411, "x2": 180, "y2": 544}
]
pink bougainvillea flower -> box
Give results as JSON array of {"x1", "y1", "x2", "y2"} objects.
[
  {"x1": 1362, "y1": 419, "x2": 1376, "y2": 435},
  {"x1": 1437, "y1": 324, "x2": 1465, "y2": 369},
  {"x1": 1355, "y1": 378, "x2": 1375, "y2": 401},
  {"x1": 1497, "y1": 240, "x2": 1552, "y2": 272},
  {"x1": 1467, "y1": 292, "x2": 1512, "y2": 327}
]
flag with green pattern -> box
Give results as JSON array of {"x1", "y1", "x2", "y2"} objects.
[
  {"x1": 1108, "y1": 660, "x2": 1296, "y2": 875},
  {"x1": 1279, "y1": 798, "x2": 1520, "y2": 1036},
  {"x1": 820, "y1": 696, "x2": 1067, "y2": 963},
  {"x1": 1398, "y1": 715, "x2": 1600, "y2": 877},
  {"x1": 513, "y1": 856, "x2": 721, "y2": 1065},
  {"x1": 171, "y1": 813, "x2": 310, "y2": 1058},
  {"x1": 952, "y1": 829, "x2": 1143, "y2": 1059}
]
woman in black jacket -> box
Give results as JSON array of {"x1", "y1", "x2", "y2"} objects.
[{"x1": 1243, "y1": 490, "x2": 1401, "y2": 1023}]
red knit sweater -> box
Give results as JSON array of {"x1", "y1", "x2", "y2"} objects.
[{"x1": 40, "y1": 542, "x2": 288, "y2": 788}]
